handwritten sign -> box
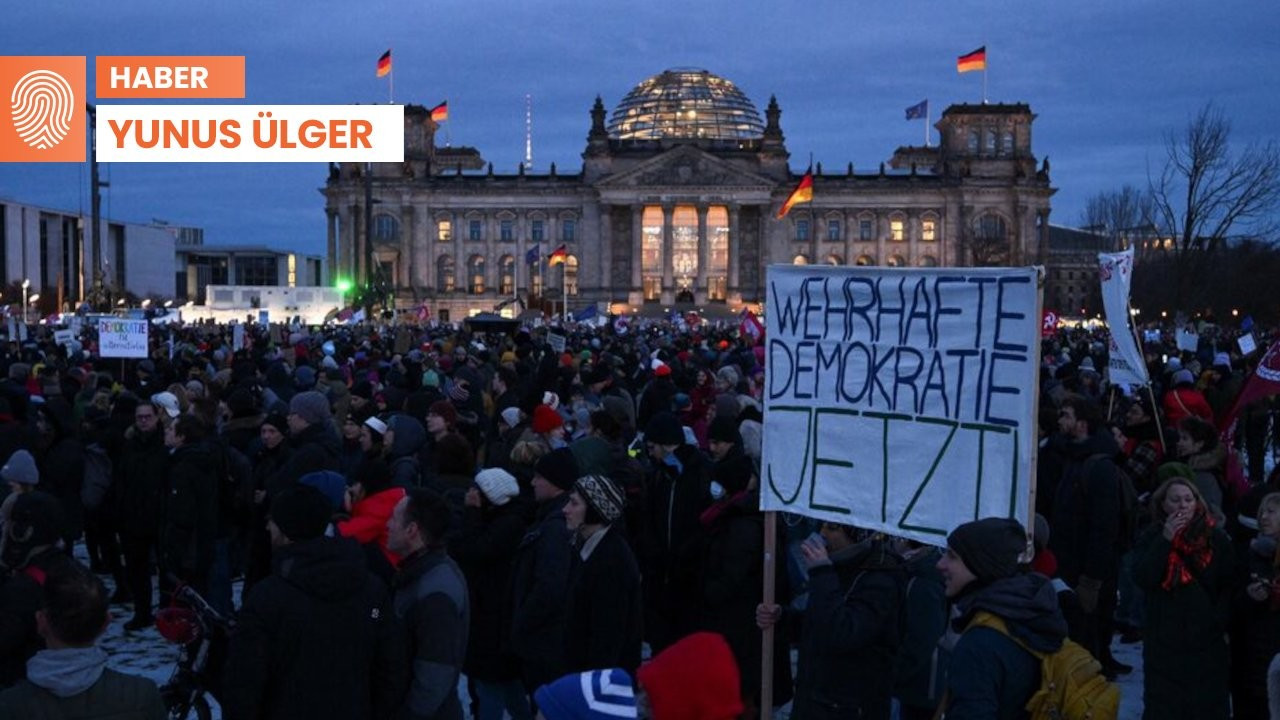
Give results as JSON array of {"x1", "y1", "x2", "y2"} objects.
[
  {"x1": 97, "y1": 318, "x2": 149, "y2": 358},
  {"x1": 760, "y1": 265, "x2": 1039, "y2": 544}
]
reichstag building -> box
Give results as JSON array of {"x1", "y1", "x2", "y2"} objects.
[{"x1": 323, "y1": 68, "x2": 1055, "y2": 320}]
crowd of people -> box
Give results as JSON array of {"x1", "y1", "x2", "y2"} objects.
[{"x1": 0, "y1": 315, "x2": 1273, "y2": 720}]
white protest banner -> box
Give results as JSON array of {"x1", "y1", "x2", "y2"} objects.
[
  {"x1": 1097, "y1": 249, "x2": 1149, "y2": 386},
  {"x1": 1239, "y1": 333, "x2": 1258, "y2": 356},
  {"x1": 1177, "y1": 328, "x2": 1199, "y2": 352},
  {"x1": 547, "y1": 331, "x2": 566, "y2": 354},
  {"x1": 53, "y1": 329, "x2": 74, "y2": 347},
  {"x1": 232, "y1": 323, "x2": 246, "y2": 351},
  {"x1": 760, "y1": 265, "x2": 1039, "y2": 545},
  {"x1": 97, "y1": 318, "x2": 149, "y2": 358}
]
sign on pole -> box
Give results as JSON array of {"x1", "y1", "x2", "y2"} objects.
[
  {"x1": 97, "y1": 318, "x2": 149, "y2": 358},
  {"x1": 1097, "y1": 249, "x2": 1149, "y2": 387},
  {"x1": 760, "y1": 265, "x2": 1040, "y2": 544}
]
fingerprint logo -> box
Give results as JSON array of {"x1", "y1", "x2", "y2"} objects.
[{"x1": 10, "y1": 69, "x2": 75, "y2": 150}]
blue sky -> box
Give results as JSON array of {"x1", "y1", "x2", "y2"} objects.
[{"x1": 2, "y1": 0, "x2": 1277, "y2": 255}]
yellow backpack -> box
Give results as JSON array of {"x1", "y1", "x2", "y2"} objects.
[{"x1": 966, "y1": 610, "x2": 1120, "y2": 720}]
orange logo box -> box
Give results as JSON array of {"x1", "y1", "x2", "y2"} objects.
[
  {"x1": 95, "y1": 56, "x2": 245, "y2": 99},
  {"x1": 0, "y1": 56, "x2": 86, "y2": 163}
]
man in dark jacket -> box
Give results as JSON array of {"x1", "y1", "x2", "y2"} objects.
[
  {"x1": 385, "y1": 414, "x2": 427, "y2": 488},
  {"x1": 0, "y1": 559, "x2": 165, "y2": 719},
  {"x1": 267, "y1": 390, "x2": 340, "y2": 496},
  {"x1": 387, "y1": 488, "x2": 469, "y2": 720},
  {"x1": 223, "y1": 485, "x2": 406, "y2": 720},
  {"x1": 641, "y1": 411, "x2": 713, "y2": 652},
  {"x1": 159, "y1": 415, "x2": 218, "y2": 595},
  {"x1": 1046, "y1": 394, "x2": 1127, "y2": 676},
  {"x1": 0, "y1": 492, "x2": 76, "y2": 688},
  {"x1": 509, "y1": 447, "x2": 578, "y2": 692},
  {"x1": 938, "y1": 517, "x2": 1068, "y2": 720},
  {"x1": 116, "y1": 400, "x2": 170, "y2": 630},
  {"x1": 757, "y1": 523, "x2": 905, "y2": 720}
]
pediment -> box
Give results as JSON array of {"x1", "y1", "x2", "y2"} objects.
[{"x1": 595, "y1": 145, "x2": 774, "y2": 189}]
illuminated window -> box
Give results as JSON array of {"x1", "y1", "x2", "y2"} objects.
[
  {"x1": 890, "y1": 219, "x2": 905, "y2": 242},
  {"x1": 287, "y1": 254, "x2": 297, "y2": 287},
  {"x1": 468, "y1": 255, "x2": 485, "y2": 294},
  {"x1": 922, "y1": 219, "x2": 936, "y2": 242},
  {"x1": 795, "y1": 219, "x2": 810, "y2": 243},
  {"x1": 499, "y1": 255, "x2": 515, "y2": 295},
  {"x1": 672, "y1": 206, "x2": 698, "y2": 281},
  {"x1": 642, "y1": 206, "x2": 663, "y2": 297},
  {"x1": 500, "y1": 220, "x2": 514, "y2": 242},
  {"x1": 793, "y1": 254, "x2": 809, "y2": 265},
  {"x1": 827, "y1": 219, "x2": 841, "y2": 242},
  {"x1": 825, "y1": 254, "x2": 842, "y2": 266},
  {"x1": 565, "y1": 255, "x2": 579, "y2": 296},
  {"x1": 859, "y1": 219, "x2": 873, "y2": 241},
  {"x1": 887, "y1": 254, "x2": 906, "y2": 267},
  {"x1": 855, "y1": 254, "x2": 875, "y2": 266},
  {"x1": 708, "y1": 206, "x2": 728, "y2": 301},
  {"x1": 437, "y1": 255, "x2": 455, "y2": 292},
  {"x1": 469, "y1": 220, "x2": 483, "y2": 242},
  {"x1": 436, "y1": 219, "x2": 452, "y2": 243}
]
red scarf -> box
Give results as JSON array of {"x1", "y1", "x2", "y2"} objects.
[{"x1": 1161, "y1": 509, "x2": 1216, "y2": 590}]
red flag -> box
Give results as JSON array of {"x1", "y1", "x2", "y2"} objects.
[
  {"x1": 430, "y1": 101, "x2": 448, "y2": 122},
  {"x1": 376, "y1": 50, "x2": 392, "y2": 78},
  {"x1": 1220, "y1": 338, "x2": 1280, "y2": 433},
  {"x1": 776, "y1": 170, "x2": 813, "y2": 219},
  {"x1": 548, "y1": 244, "x2": 568, "y2": 266},
  {"x1": 957, "y1": 46, "x2": 987, "y2": 73},
  {"x1": 740, "y1": 309, "x2": 765, "y2": 346}
]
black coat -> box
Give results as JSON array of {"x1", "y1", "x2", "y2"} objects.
[
  {"x1": 790, "y1": 541, "x2": 905, "y2": 720},
  {"x1": 641, "y1": 443, "x2": 712, "y2": 649},
  {"x1": 222, "y1": 537, "x2": 406, "y2": 720},
  {"x1": 267, "y1": 423, "x2": 340, "y2": 498},
  {"x1": 1047, "y1": 429, "x2": 1123, "y2": 583},
  {"x1": 159, "y1": 443, "x2": 218, "y2": 583},
  {"x1": 1231, "y1": 537, "x2": 1280, "y2": 716},
  {"x1": 450, "y1": 500, "x2": 525, "y2": 681},
  {"x1": 508, "y1": 493, "x2": 572, "y2": 684},
  {"x1": 116, "y1": 427, "x2": 168, "y2": 538},
  {"x1": 562, "y1": 526, "x2": 643, "y2": 675},
  {"x1": 36, "y1": 436, "x2": 84, "y2": 544},
  {"x1": 0, "y1": 667, "x2": 166, "y2": 719}
]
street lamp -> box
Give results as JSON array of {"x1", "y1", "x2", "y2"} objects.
[
  {"x1": 20, "y1": 279, "x2": 29, "y2": 324},
  {"x1": 27, "y1": 294, "x2": 40, "y2": 323},
  {"x1": 140, "y1": 298, "x2": 152, "y2": 309},
  {"x1": 163, "y1": 300, "x2": 174, "y2": 308}
]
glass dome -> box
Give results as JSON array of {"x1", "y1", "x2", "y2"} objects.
[{"x1": 607, "y1": 68, "x2": 765, "y2": 141}]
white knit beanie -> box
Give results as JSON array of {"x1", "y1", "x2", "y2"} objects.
[{"x1": 474, "y1": 468, "x2": 519, "y2": 506}]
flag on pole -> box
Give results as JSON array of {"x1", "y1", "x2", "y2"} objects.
[
  {"x1": 525, "y1": 243, "x2": 540, "y2": 264},
  {"x1": 776, "y1": 169, "x2": 814, "y2": 219},
  {"x1": 376, "y1": 50, "x2": 392, "y2": 78},
  {"x1": 430, "y1": 101, "x2": 448, "y2": 122},
  {"x1": 957, "y1": 46, "x2": 987, "y2": 73},
  {"x1": 1219, "y1": 338, "x2": 1280, "y2": 433},
  {"x1": 905, "y1": 100, "x2": 928, "y2": 120},
  {"x1": 573, "y1": 305, "x2": 598, "y2": 322},
  {"x1": 548, "y1": 244, "x2": 568, "y2": 266},
  {"x1": 740, "y1": 309, "x2": 765, "y2": 346}
]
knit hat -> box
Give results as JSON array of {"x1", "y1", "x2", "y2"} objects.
[
  {"x1": 262, "y1": 413, "x2": 289, "y2": 434},
  {"x1": 644, "y1": 412, "x2": 684, "y2": 446},
  {"x1": 532, "y1": 404, "x2": 564, "y2": 434},
  {"x1": 298, "y1": 470, "x2": 347, "y2": 512},
  {"x1": 1171, "y1": 368, "x2": 1195, "y2": 387},
  {"x1": 716, "y1": 365, "x2": 741, "y2": 388},
  {"x1": 707, "y1": 416, "x2": 741, "y2": 445},
  {"x1": 294, "y1": 365, "x2": 317, "y2": 390},
  {"x1": 500, "y1": 407, "x2": 522, "y2": 429},
  {"x1": 151, "y1": 391, "x2": 181, "y2": 419},
  {"x1": 653, "y1": 363, "x2": 672, "y2": 378},
  {"x1": 542, "y1": 391, "x2": 561, "y2": 411},
  {"x1": 636, "y1": 632, "x2": 743, "y2": 720},
  {"x1": 573, "y1": 474, "x2": 626, "y2": 524},
  {"x1": 946, "y1": 517, "x2": 1028, "y2": 583},
  {"x1": 534, "y1": 669, "x2": 637, "y2": 720},
  {"x1": 428, "y1": 400, "x2": 457, "y2": 427},
  {"x1": 1157, "y1": 461, "x2": 1197, "y2": 483},
  {"x1": 475, "y1": 468, "x2": 520, "y2": 506},
  {"x1": 1, "y1": 449, "x2": 39, "y2": 487},
  {"x1": 673, "y1": 393, "x2": 691, "y2": 411},
  {"x1": 364, "y1": 416, "x2": 388, "y2": 437},
  {"x1": 422, "y1": 369, "x2": 441, "y2": 388},
  {"x1": 270, "y1": 485, "x2": 333, "y2": 541},
  {"x1": 534, "y1": 447, "x2": 581, "y2": 491},
  {"x1": 289, "y1": 390, "x2": 331, "y2": 426}
]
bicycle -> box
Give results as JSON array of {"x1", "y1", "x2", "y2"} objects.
[{"x1": 156, "y1": 581, "x2": 235, "y2": 720}]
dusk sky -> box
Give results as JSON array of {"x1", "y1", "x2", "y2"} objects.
[{"x1": 2, "y1": 0, "x2": 1277, "y2": 257}]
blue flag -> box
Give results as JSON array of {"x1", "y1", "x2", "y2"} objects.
[
  {"x1": 573, "y1": 305, "x2": 598, "y2": 322},
  {"x1": 525, "y1": 244, "x2": 540, "y2": 264},
  {"x1": 905, "y1": 100, "x2": 928, "y2": 120},
  {"x1": 1242, "y1": 315, "x2": 1254, "y2": 332}
]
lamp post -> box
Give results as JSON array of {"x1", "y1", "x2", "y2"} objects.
[
  {"x1": 21, "y1": 279, "x2": 29, "y2": 325},
  {"x1": 27, "y1": 294, "x2": 40, "y2": 324}
]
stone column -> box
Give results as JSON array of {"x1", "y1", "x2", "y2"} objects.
[
  {"x1": 453, "y1": 211, "x2": 464, "y2": 291},
  {"x1": 420, "y1": 209, "x2": 434, "y2": 289},
  {"x1": 631, "y1": 205, "x2": 643, "y2": 290},
  {"x1": 696, "y1": 205, "x2": 709, "y2": 302},
  {"x1": 875, "y1": 211, "x2": 886, "y2": 265},
  {"x1": 400, "y1": 205, "x2": 415, "y2": 290},
  {"x1": 661, "y1": 204, "x2": 674, "y2": 301},
  {"x1": 728, "y1": 204, "x2": 741, "y2": 290},
  {"x1": 325, "y1": 208, "x2": 337, "y2": 278},
  {"x1": 598, "y1": 204, "x2": 612, "y2": 303},
  {"x1": 349, "y1": 203, "x2": 362, "y2": 281}
]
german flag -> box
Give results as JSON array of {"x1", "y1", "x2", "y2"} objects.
[
  {"x1": 957, "y1": 46, "x2": 986, "y2": 73},
  {"x1": 430, "y1": 101, "x2": 448, "y2": 122},
  {"x1": 376, "y1": 50, "x2": 392, "y2": 78},
  {"x1": 548, "y1": 244, "x2": 568, "y2": 266},
  {"x1": 776, "y1": 170, "x2": 813, "y2": 219}
]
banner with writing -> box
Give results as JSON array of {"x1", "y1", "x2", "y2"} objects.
[
  {"x1": 1098, "y1": 249, "x2": 1150, "y2": 387},
  {"x1": 98, "y1": 318, "x2": 149, "y2": 358},
  {"x1": 760, "y1": 265, "x2": 1039, "y2": 544}
]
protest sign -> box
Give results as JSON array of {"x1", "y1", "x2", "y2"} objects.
[
  {"x1": 1041, "y1": 310, "x2": 1058, "y2": 338},
  {"x1": 53, "y1": 329, "x2": 74, "y2": 347},
  {"x1": 1098, "y1": 249, "x2": 1149, "y2": 386},
  {"x1": 1239, "y1": 333, "x2": 1258, "y2": 356},
  {"x1": 760, "y1": 265, "x2": 1039, "y2": 544},
  {"x1": 547, "y1": 331, "x2": 566, "y2": 354},
  {"x1": 98, "y1": 318, "x2": 149, "y2": 358},
  {"x1": 1176, "y1": 328, "x2": 1199, "y2": 352}
]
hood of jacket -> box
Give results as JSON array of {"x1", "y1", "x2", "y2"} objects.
[
  {"x1": 352, "y1": 486, "x2": 406, "y2": 522},
  {"x1": 953, "y1": 573, "x2": 1067, "y2": 653},
  {"x1": 25, "y1": 647, "x2": 108, "y2": 697},
  {"x1": 387, "y1": 414, "x2": 426, "y2": 459},
  {"x1": 273, "y1": 535, "x2": 370, "y2": 602}
]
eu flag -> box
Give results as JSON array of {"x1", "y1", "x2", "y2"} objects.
[
  {"x1": 525, "y1": 244, "x2": 540, "y2": 264},
  {"x1": 905, "y1": 100, "x2": 928, "y2": 120}
]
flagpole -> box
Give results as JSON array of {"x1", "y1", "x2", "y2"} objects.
[
  {"x1": 388, "y1": 49, "x2": 394, "y2": 104},
  {"x1": 924, "y1": 101, "x2": 930, "y2": 147},
  {"x1": 562, "y1": 261, "x2": 568, "y2": 321}
]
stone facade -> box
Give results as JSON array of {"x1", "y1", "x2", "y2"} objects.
[{"x1": 323, "y1": 69, "x2": 1055, "y2": 320}]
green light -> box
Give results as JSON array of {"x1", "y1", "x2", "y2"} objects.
[{"x1": 335, "y1": 277, "x2": 353, "y2": 293}]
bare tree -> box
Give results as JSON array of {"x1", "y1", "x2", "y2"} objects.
[
  {"x1": 1080, "y1": 184, "x2": 1155, "y2": 248},
  {"x1": 1150, "y1": 104, "x2": 1280, "y2": 293}
]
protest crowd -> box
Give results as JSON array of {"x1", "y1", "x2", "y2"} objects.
[{"x1": 0, "y1": 308, "x2": 1275, "y2": 720}]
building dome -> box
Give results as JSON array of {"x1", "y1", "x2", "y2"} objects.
[{"x1": 607, "y1": 68, "x2": 765, "y2": 141}]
